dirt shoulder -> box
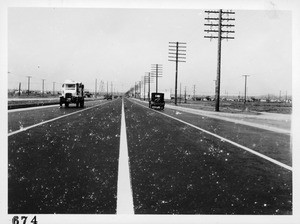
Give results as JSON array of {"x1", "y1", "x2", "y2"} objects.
[{"x1": 166, "y1": 103, "x2": 291, "y2": 134}]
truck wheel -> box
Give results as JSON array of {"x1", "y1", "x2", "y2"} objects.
[
  {"x1": 65, "y1": 102, "x2": 69, "y2": 108},
  {"x1": 80, "y1": 101, "x2": 84, "y2": 108}
]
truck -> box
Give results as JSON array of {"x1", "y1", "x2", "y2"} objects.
[
  {"x1": 59, "y1": 80, "x2": 84, "y2": 108},
  {"x1": 149, "y1": 92, "x2": 165, "y2": 110}
]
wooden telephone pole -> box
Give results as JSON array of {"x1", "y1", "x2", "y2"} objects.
[
  {"x1": 168, "y1": 42, "x2": 186, "y2": 105},
  {"x1": 204, "y1": 9, "x2": 235, "y2": 111},
  {"x1": 151, "y1": 64, "x2": 163, "y2": 93},
  {"x1": 242, "y1": 75, "x2": 250, "y2": 104}
]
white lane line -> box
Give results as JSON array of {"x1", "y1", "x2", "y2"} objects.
[
  {"x1": 8, "y1": 104, "x2": 58, "y2": 113},
  {"x1": 8, "y1": 101, "x2": 110, "y2": 137},
  {"x1": 131, "y1": 99, "x2": 293, "y2": 172},
  {"x1": 132, "y1": 99, "x2": 290, "y2": 135},
  {"x1": 117, "y1": 99, "x2": 134, "y2": 214},
  {"x1": 167, "y1": 105, "x2": 291, "y2": 135}
]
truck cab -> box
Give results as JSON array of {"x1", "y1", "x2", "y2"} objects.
[
  {"x1": 60, "y1": 80, "x2": 84, "y2": 108},
  {"x1": 149, "y1": 92, "x2": 165, "y2": 110}
]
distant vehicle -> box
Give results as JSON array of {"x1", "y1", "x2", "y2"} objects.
[
  {"x1": 84, "y1": 91, "x2": 92, "y2": 98},
  {"x1": 104, "y1": 94, "x2": 113, "y2": 100},
  {"x1": 14, "y1": 90, "x2": 22, "y2": 95},
  {"x1": 59, "y1": 80, "x2": 84, "y2": 108},
  {"x1": 149, "y1": 92, "x2": 165, "y2": 110}
]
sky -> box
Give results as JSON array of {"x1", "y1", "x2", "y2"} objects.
[{"x1": 7, "y1": 7, "x2": 292, "y2": 97}]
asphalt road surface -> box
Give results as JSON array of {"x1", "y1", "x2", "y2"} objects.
[{"x1": 8, "y1": 98, "x2": 292, "y2": 214}]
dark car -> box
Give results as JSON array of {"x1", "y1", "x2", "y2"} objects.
[
  {"x1": 104, "y1": 94, "x2": 112, "y2": 100},
  {"x1": 84, "y1": 91, "x2": 92, "y2": 98},
  {"x1": 149, "y1": 92, "x2": 165, "y2": 110}
]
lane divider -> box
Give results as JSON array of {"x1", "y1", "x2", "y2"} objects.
[
  {"x1": 8, "y1": 101, "x2": 112, "y2": 137},
  {"x1": 132, "y1": 99, "x2": 290, "y2": 135},
  {"x1": 130, "y1": 99, "x2": 293, "y2": 172},
  {"x1": 8, "y1": 104, "x2": 58, "y2": 113},
  {"x1": 117, "y1": 99, "x2": 134, "y2": 214}
]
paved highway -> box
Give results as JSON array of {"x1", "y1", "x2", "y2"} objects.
[{"x1": 8, "y1": 98, "x2": 292, "y2": 214}]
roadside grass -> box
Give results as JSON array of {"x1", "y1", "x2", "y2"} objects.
[{"x1": 164, "y1": 100, "x2": 292, "y2": 114}]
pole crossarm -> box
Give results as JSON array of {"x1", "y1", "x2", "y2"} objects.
[
  {"x1": 169, "y1": 42, "x2": 186, "y2": 44},
  {"x1": 205, "y1": 30, "x2": 235, "y2": 33},
  {"x1": 205, "y1": 10, "x2": 235, "y2": 14},
  {"x1": 204, "y1": 36, "x2": 234, "y2": 39},
  {"x1": 205, "y1": 17, "x2": 235, "y2": 21},
  {"x1": 169, "y1": 45, "x2": 187, "y2": 49},
  {"x1": 205, "y1": 24, "x2": 235, "y2": 27},
  {"x1": 168, "y1": 49, "x2": 187, "y2": 52},
  {"x1": 168, "y1": 52, "x2": 186, "y2": 55},
  {"x1": 168, "y1": 55, "x2": 186, "y2": 58},
  {"x1": 168, "y1": 60, "x2": 186, "y2": 63}
]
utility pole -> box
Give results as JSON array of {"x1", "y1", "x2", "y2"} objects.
[
  {"x1": 26, "y1": 76, "x2": 32, "y2": 96},
  {"x1": 107, "y1": 81, "x2": 109, "y2": 97},
  {"x1": 99, "y1": 80, "x2": 104, "y2": 97},
  {"x1": 145, "y1": 73, "x2": 150, "y2": 100},
  {"x1": 184, "y1": 86, "x2": 187, "y2": 103},
  {"x1": 180, "y1": 83, "x2": 182, "y2": 104},
  {"x1": 139, "y1": 81, "x2": 142, "y2": 99},
  {"x1": 52, "y1": 82, "x2": 56, "y2": 95},
  {"x1": 42, "y1": 79, "x2": 45, "y2": 97},
  {"x1": 18, "y1": 82, "x2": 21, "y2": 96},
  {"x1": 143, "y1": 78, "x2": 146, "y2": 101},
  {"x1": 168, "y1": 42, "x2": 187, "y2": 105},
  {"x1": 95, "y1": 79, "x2": 97, "y2": 98},
  {"x1": 142, "y1": 76, "x2": 150, "y2": 101},
  {"x1": 193, "y1": 85, "x2": 196, "y2": 100},
  {"x1": 111, "y1": 82, "x2": 113, "y2": 98},
  {"x1": 279, "y1": 90, "x2": 281, "y2": 101},
  {"x1": 144, "y1": 72, "x2": 153, "y2": 101},
  {"x1": 213, "y1": 80, "x2": 217, "y2": 98},
  {"x1": 204, "y1": 9, "x2": 235, "y2": 111},
  {"x1": 151, "y1": 64, "x2": 163, "y2": 93},
  {"x1": 242, "y1": 75, "x2": 250, "y2": 104}
]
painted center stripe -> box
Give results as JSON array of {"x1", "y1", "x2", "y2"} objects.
[
  {"x1": 117, "y1": 99, "x2": 134, "y2": 214},
  {"x1": 132, "y1": 99, "x2": 293, "y2": 172}
]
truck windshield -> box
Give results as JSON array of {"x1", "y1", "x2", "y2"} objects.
[{"x1": 65, "y1": 84, "x2": 75, "y2": 90}]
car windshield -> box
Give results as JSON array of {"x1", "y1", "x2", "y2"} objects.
[{"x1": 65, "y1": 84, "x2": 75, "y2": 90}]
